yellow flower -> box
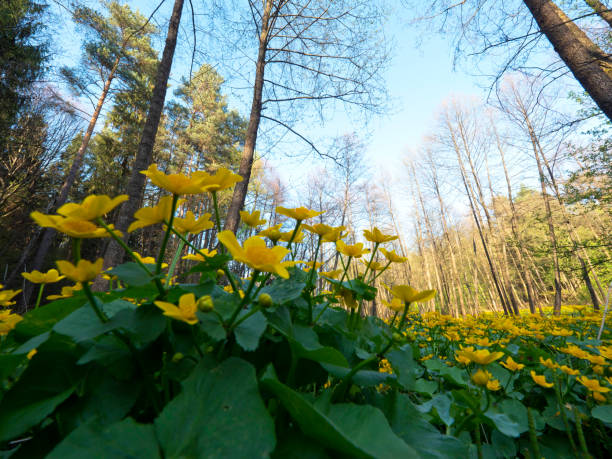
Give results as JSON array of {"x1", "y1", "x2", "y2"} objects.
[
  {"x1": 363, "y1": 227, "x2": 398, "y2": 243},
  {"x1": 487, "y1": 379, "x2": 502, "y2": 391},
  {"x1": 577, "y1": 376, "x2": 610, "y2": 393},
  {"x1": 455, "y1": 354, "x2": 471, "y2": 366},
  {"x1": 191, "y1": 167, "x2": 242, "y2": 192},
  {"x1": 132, "y1": 252, "x2": 168, "y2": 269},
  {"x1": 500, "y1": 356, "x2": 525, "y2": 372},
  {"x1": 27, "y1": 349, "x2": 37, "y2": 359},
  {"x1": 340, "y1": 288, "x2": 358, "y2": 309},
  {"x1": 141, "y1": 164, "x2": 207, "y2": 195},
  {"x1": 154, "y1": 293, "x2": 199, "y2": 325},
  {"x1": 56, "y1": 194, "x2": 128, "y2": 221},
  {"x1": 0, "y1": 310, "x2": 23, "y2": 335},
  {"x1": 240, "y1": 210, "x2": 267, "y2": 228},
  {"x1": 390, "y1": 285, "x2": 436, "y2": 304},
  {"x1": 530, "y1": 371, "x2": 554, "y2": 388},
  {"x1": 360, "y1": 259, "x2": 385, "y2": 271},
  {"x1": 379, "y1": 248, "x2": 407, "y2": 263},
  {"x1": 258, "y1": 224, "x2": 283, "y2": 242},
  {"x1": 279, "y1": 229, "x2": 305, "y2": 243},
  {"x1": 472, "y1": 369, "x2": 492, "y2": 386},
  {"x1": 172, "y1": 211, "x2": 214, "y2": 234},
  {"x1": 31, "y1": 213, "x2": 118, "y2": 238},
  {"x1": 592, "y1": 392, "x2": 607, "y2": 403},
  {"x1": 382, "y1": 297, "x2": 404, "y2": 312},
  {"x1": 303, "y1": 261, "x2": 322, "y2": 272},
  {"x1": 128, "y1": 196, "x2": 186, "y2": 232},
  {"x1": 303, "y1": 223, "x2": 334, "y2": 237},
  {"x1": 336, "y1": 240, "x2": 369, "y2": 258},
  {"x1": 0, "y1": 289, "x2": 21, "y2": 307},
  {"x1": 47, "y1": 283, "x2": 82, "y2": 300},
  {"x1": 539, "y1": 357, "x2": 558, "y2": 370},
  {"x1": 599, "y1": 346, "x2": 612, "y2": 360},
  {"x1": 559, "y1": 365, "x2": 579, "y2": 376},
  {"x1": 22, "y1": 269, "x2": 65, "y2": 284},
  {"x1": 586, "y1": 354, "x2": 607, "y2": 366},
  {"x1": 182, "y1": 249, "x2": 217, "y2": 262},
  {"x1": 455, "y1": 348, "x2": 504, "y2": 365},
  {"x1": 321, "y1": 226, "x2": 347, "y2": 243},
  {"x1": 593, "y1": 365, "x2": 605, "y2": 376},
  {"x1": 56, "y1": 258, "x2": 104, "y2": 283},
  {"x1": 217, "y1": 230, "x2": 292, "y2": 279},
  {"x1": 320, "y1": 269, "x2": 343, "y2": 279},
  {"x1": 276, "y1": 206, "x2": 324, "y2": 221}
]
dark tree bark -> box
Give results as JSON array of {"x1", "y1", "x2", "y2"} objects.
[
  {"x1": 584, "y1": 0, "x2": 612, "y2": 28},
  {"x1": 224, "y1": 0, "x2": 274, "y2": 234},
  {"x1": 523, "y1": 0, "x2": 612, "y2": 121},
  {"x1": 101, "y1": 0, "x2": 184, "y2": 274}
]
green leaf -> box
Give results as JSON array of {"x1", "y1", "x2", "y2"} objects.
[
  {"x1": 272, "y1": 428, "x2": 331, "y2": 458},
  {"x1": 155, "y1": 358, "x2": 275, "y2": 458},
  {"x1": 424, "y1": 359, "x2": 468, "y2": 387},
  {"x1": 13, "y1": 296, "x2": 85, "y2": 340},
  {"x1": 591, "y1": 404, "x2": 612, "y2": 424},
  {"x1": 234, "y1": 311, "x2": 267, "y2": 351},
  {"x1": 417, "y1": 393, "x2": 454, "y2": 427},
  {"x1": 379, "y1": 392, "x2": 469, "y2": 459},
  {"x1": 484, "y1": 411, "x2": 521, "y2": 438},
  {"x1": 198, "y1": 310, "x2": 226, "y2": 341},
  {"x1": 48, "y1": 418, "x2": 159, "y2": 459},
  {"x1": 414, "y1": 379, "x2": 438, "y2": 395},
  {"x1": 260, "y1": 276, "x2": 306, "y2": 304},
  {"x1": 53, "y1": 306, "x2": 116, "y2": 342},
  {"x1": 186, "y1": 253, "x2": 232, "y2": 274},
  {"x1": 386, "y1": 345, "x2": 419, "y2": 390},
  {"x1": 0, "y1": 354, "x2": 26, "y2": 383},
  {"x1": 108, "y1": 262, "x2": 159, "y2": 287},
  {"x1": 111, "y1": 303, "x2": 166, "y2": 348},
  {"x1": 261, "y1": 366, "x2": 418, "y2": 458},
  {"x1": 327, "y1": 278, "x2": 377, "y2": 301},
  {"x1": 491, "y1": 429, "x2": 516, "y2": 458},
  {"x1": 497, "y1": 399, "x2": 528, "y2": 434}
]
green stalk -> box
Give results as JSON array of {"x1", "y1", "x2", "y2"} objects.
[
  {"x1": 167, "y1": 237, "x2": 186, "y2": 285},
  {"x1": 34, "y1": 284, "x2": 45, "y2": 309},
  {"x1": 573, "y1": 407, "x2": 590, "y2": 459},
  {"x1": 226, "y1": 270, "x2": 259, "y2": 328},
  {"x1": 554, "y1": 378, "x2": 578, "y2": 455},
  {"x1": 361, "y1": 242, "x2": 380, "y2": 284},
  {"x1": 371, "y1": 261, "x2": 392, "y2": 282},
  {"x1": 96, "y1": 217, "x2": 165, "y2": 296},
  {"x1": 285, "y1": 221, "x2": 302, "y2": 252},
  {"x1": 156, "y1": 194, "x2": 179, "y2": 276},
  {"x1": 81, "y1": 281, "x2": 109, "y2": 324},
  {"x1": 389, "y1": 310, "x2": 398, "y2": 328},
  {"x1": 397, "y1": 301, "x2": 412, "y2": 331},
  {"x1": 230, "y1": 305, "x2": 262, "y2": 331},
  {"x1": 527, "y1": 407, "x2": 541, "y2": 459},
  {"x1": 168, "y1": 224, "x2": 240, "y2": 297},
  {"x1": 305, "y1": 235, "x2": 323, "y2": 323},
  {"x1": 211, "y1": 191, "x2": 223, "y2": 235},
  {"x1": 475, "y1": 423, "x2": 483, "y2": 459},
  {"x1": 332, "y1": 338, "x2": 394, "y2": 402}
]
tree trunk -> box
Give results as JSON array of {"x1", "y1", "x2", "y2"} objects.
[
  {"x1": 584, "y1": 0, "x2": 612, "y2": 28},
  {"x1": 101, "y1": 0, "x2": 184, "y2": 276},
  {"x1": 224, "y1": 0, "x2": 274, "y2": 234},
  {"x1": 523, "y1": 0, "x2": 612, "y2": 121},
  {"x1": 26, "y1": 56, "x2": 120, "y2": 304}
]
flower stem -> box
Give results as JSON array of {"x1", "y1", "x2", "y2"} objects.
[
  {"x1": 285, "y1": 221, "x2": 302, "y2": 252},
  {"x1": 527, "y1": 407, "x2": 542, "y2": 459},
  {"x1": 34, "y1": 284, "x2": 45, "y2": 309},
  {"x1": 156, "y1": 194, "x2": 179, "y2": 276},
  {"x1": 211, "y1": 191, "x2": 223, "y2": 234},
  {"x1": 81, "y1": 281, "x2": 108, "y2": 324},
  {"x1": 554, "y1": 377, "x2": 578, "y2": 455},
  {"x1": 397, "y1": 301, "x2": 411, "y2": 331},
  {"x1": 167, "y1": 237, "x2": 186, "y2": 285},
  {"x1": 226, "y1": 270, "x2": 259, "y2": 328}
]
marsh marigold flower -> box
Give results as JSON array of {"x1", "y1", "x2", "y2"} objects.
[
  {"x1": 382, "y1": 297, "x2": 404, "y2": 313},
  {"x1": 0, "y1": 288, "x2": 21, "y2": 307},
  {"x1": 379, "y1": 248, "x2": 407, "y2": 263},
  {"x1": 57, "y1": 194, "x2": 128, "y2": 221},
  {"x1": 471, "y1": 369, "x2": 492, "y2": 386},
  {"x1": 22, "y1": 269, "x2": 65, "y2": 284},
  {"x1": 0, "y1": 310, "x2": 23, "y2": 335},
  {"x1": 577, "y1": 376, "x2": 610, "y2": 393},
  {"x1": 390, "y1": 285, "x2": 436, "y2": 304},
  {"x1": 56, "y1": 258, "x2": 104, "y2": 283},
  {"x1": 276, "y1": 206, "x2": 324, "y2": 221},
  {"x1": 363, "y1": 227, "x2": 398, "y2": 243},
  {"x1": 336, "y1": 240, "x2": 369, "y2": 258},
  {"x1": 47, "y1": 283, "x2": 82, "y2": 300},
  {"x1": 240, "y1": 210, "x2": 267, "y2": 228},
  {"x1": 192, "y1": 167, "x2": 242, "y2": 192},
  {"x1": 141, "y1": 164, "x2": 207, "y2": 195},
  {"x1": 31, "y1": 213, "x2": 119, "y2": 239},
  {"x1": 530, "y1": 371, "x2": 554, "y2": 388},
  {"x1": 218, "y1": 231, "x2": 293, "y2": 278},
  {"x1": 154, "y1": 293, "x2": 199, "y2": 325},
  {"x1": 455, "y1": 348, "x2": 504, "y2": 365},
  {"x1": 182, "y1": 249, "x2": 217, "y2": 262},
  {"x1": 500, "y1": 356, "x2": 525, "y2": 372},
  {"x1": 319, "y1": 269, "x2": 343, "y2": 280},
  {"x1": 486, "y1": 379, "x2": 502, "y2": 391},
  {"x1": 258, "y1": 224, "x2": 283, "y2": 242},
  {"x1": 172, "y1": 211, "x2": 214, "y2": 234},
  {"x1": 128, "y1": 196, "x2": 185, "y2": 232}
]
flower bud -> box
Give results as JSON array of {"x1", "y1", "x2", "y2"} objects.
[
  {"x1": 258, "y1": 293, "x2": 273, "y2": 308},
  {"x1": 172, "y1": 352, "x2": 184, "y2": 363},
  {"x1": 392, "y1": 332, "x2": 402, "y2": 343},
  {"x1": 216, "y1": 269, "x2": 225, "y2": 278},
  {"x1": 197, "y1": 295, "x2": 214, "y2": 312}
]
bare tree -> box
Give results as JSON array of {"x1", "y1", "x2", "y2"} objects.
[{"x1": 210, "y1": 0, "x2": 389, "y2": 233}]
